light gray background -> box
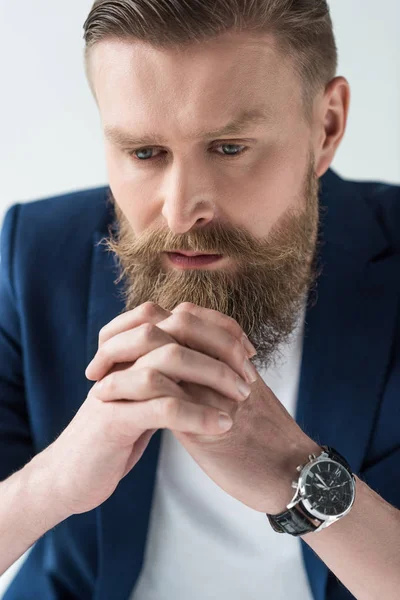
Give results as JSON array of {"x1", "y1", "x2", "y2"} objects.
[{"x1": 0, "y1": 1, "x2": 399, "y2": 596}]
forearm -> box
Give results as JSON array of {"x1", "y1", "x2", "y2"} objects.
[
  {"x1": 301, "y1": 475, "x2": 400, "y2": 600},
  {"x1": 0, "y1": 449, "x2": 70, "y2": 575}
]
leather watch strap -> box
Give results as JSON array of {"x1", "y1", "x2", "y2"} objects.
[
  {"x1": 267, "y1": 502, "x2": 321, "y2": 536},
  {"x1": 322, "y1": 445, "x2": 352, "y2": 472}
]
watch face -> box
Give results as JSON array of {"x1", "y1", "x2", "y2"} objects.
[{"x1": 300, "y1": 459, "x2": 355, "y2": 520}]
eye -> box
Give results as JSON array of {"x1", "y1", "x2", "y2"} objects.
[
  {"x1": 214, "y1": 143, "x2": 247, "y2": 157},
  {"x1": 133, "y1": 147, "x2": 163, "y2": 161},
  {"x1": 129, "y1": 143, "x2": 248, "y2": 162}
]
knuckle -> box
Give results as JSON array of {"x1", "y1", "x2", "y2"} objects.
[
  {"x1": 96, "y1": 343, "x2": 109, "y2": 361},
  {"x1": 139, "y1": 301, "x2": 160, "y2": 317},
  {"x1": 226, "y1": 314, "x2": 239, "y2": 327},
  {"x1": 165, "y1": 342, "x2": 185, "y2": 362},
  {"x1": 139, "y1": 321, "x2": 156, "y2": 339},
  {"x1": 141, "y1": 367, "x2": 162, "y2": 388},
  {"x1": 98, "y1": 326, "x2": 109, "y2": 345},
  {"x1": 98, "y1": 372, "x2": 116, "y2": 394},
  {"x1": 174, "y1": 302, "x2": 196, "y2": 312},
  {"x1": 225, "y1": 316, "x2": 243, "y2": 337},
  {"x1": 159, "y1": 396, "x2": 180, "y2": 420},
  {"x1": 172, "y1": 310, "x2": 193, "y2": 330}
]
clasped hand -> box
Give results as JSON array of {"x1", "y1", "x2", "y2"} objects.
[{"x1": 86, "y1": 301, "x2": 319, "y2": 514}]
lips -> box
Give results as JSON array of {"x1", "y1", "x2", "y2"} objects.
[
  {"x1": 168, "y1": 251, "x2": 222, "y2": 257},
  {"x1": 165, "y1": 252, "x2": 224, "y2": 268}
]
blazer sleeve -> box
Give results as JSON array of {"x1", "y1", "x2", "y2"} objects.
[
  {"x1": 0, "y1": 203, "x2": 34, "y2": 482},
  {"x1": 326, "y1": 307, "x2": 400, "y2": 600}
]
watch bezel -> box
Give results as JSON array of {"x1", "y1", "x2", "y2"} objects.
[{"x1": 298, "y1": 458, "x2": 356, "y2": 521}]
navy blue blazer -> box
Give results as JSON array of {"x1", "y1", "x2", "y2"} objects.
[{"x1": 1, "y1": 168, "x2": 399, "y2": 600}]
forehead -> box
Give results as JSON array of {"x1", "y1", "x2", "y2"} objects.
[{"x1": 90, "y1": 31, "x2": 301, "y2": 132}]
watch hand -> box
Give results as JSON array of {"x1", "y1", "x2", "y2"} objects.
[
  {"x1": 315, "y1": 474, "x2": 328, "y2": 489},
  {"x1": 326, "y1": 478, "x2": 338, "y2": 488}
]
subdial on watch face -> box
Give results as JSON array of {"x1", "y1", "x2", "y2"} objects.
[{"x1": 303, "y1": 460, "x2": 353, "y2": 516}]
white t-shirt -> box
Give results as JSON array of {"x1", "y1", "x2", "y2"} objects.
[{"x1": 129, "y1": 303, "x2": 314, "y2": 600}]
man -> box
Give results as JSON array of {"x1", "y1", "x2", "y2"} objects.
[{"x1": 0, "y1": 0, "x2": 399, "y2": 599}]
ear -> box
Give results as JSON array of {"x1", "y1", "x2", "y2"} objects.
[{"x1": 314, "y1": 76, "x2": 351, "y2": 178}]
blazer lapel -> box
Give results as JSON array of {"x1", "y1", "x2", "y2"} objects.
[
  {"x1": 296, "y1": 170, "x2": 400, "y2": 599},
  {"x1": 86, "y1": 226, "x2": 163, "y2": 600}
]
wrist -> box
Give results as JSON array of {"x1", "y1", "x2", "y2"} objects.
[
  {"x1": 23, "y1": 447, "x2": 73, "y2": 527},
  {"x1": 267, "y1": 438, "x2": 322, "y2": 515}
]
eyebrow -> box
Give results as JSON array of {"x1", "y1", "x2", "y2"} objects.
[{"x1": 104, "y1": 108, "x2": 271, "y2": 147}]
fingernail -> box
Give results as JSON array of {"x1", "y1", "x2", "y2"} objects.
[
  {"x1": 237, "y1": 376, "x2": 251, "y2": 399},
  {"x1": 218, "y1": 412, "x2": 233, "y2": 431},
  {"x1": 242, "y1": 334, "x2": 257, "y2": 358},
  {"x1": 244, "y1": 358, "x2": 258, "y2": 384}
]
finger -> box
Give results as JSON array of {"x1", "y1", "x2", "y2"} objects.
[
  {"x1": 172, "y1": 302, "x2": 257, "y2": 357},
  {"x1": 98, "y1": 302, "x2": 256, "y2": 359},
  {"x1": 110, "y1": 394, "x2": 233, "y2": 438},
  {"x1": 90, "y1": 367, "x2": 238, "y2": 416},
  {"x1": 156, "y1": 311, "x2": 257, "y2": 386},
  {"x1": 89, "y1": 366, "x2": 186, "y2": 403},
  {"x1": 90, "y1": 340, "x2": 252, "y2": 404},
  {"x1": 98, "y1": 302, "x2": 171, "y2": 347},
  {"x1": 180, "y1": 381, "x2": 239, "y2": 416},
  {"x1": 87, "y1": 312, "x2": 258, "y2": 389},
  {"x1": 86, "y1": 322, "x2": 177, "y2": 381},
  {"x1": 131, "y1": 344, "x2": 252, "y2": 403}
]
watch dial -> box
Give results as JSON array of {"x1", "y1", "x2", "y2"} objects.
[{"x1": 303, "y1": 460, "x2": 353, "y2": 517}]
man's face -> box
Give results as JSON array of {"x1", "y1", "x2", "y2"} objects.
[{"x1": 89, "y1": 31, "x2": 322, "y2": 370}]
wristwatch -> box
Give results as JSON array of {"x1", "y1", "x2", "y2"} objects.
[{"x1": 266, "y1": 445, "x2": 356, "y2": 536}]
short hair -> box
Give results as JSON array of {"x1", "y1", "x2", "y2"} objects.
[{"x1": 83, "y1": 0, "x2": 338, "y2": 123}]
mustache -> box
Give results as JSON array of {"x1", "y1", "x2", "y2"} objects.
[{"x1": 106, "y1": 191, "x2": 306, "y2": 266}]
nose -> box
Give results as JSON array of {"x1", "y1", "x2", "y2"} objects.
[{"x1": 160, "y1": 158, "x2": 217, "y2": 234}]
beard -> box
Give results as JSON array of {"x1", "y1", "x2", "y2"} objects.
[{"x1": 100, "y1": 151, "x2": 322, "y2": 371}]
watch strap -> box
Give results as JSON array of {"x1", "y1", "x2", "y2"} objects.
[
  {"x1": 267, "y1": 502, "x2": 321, "y2": 536},
  {"x1": 322, "y1": 445, "x2": 352, "y2": 472}
]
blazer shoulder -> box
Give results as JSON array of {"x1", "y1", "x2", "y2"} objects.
[
  {"x1": 325, "y1": 169, "x2": 400, "y2": 255},
  {"x1": 17, "y1": 184, "x2": 111, "y2": 238},
  {"x1": 356, "y1": 176, "x2": 400, "y2": 253},
  {"x1": 0, "y1": 185, "x2": 113, "y2": 285}
]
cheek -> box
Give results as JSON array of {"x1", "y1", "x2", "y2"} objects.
[
  {"x1": 227, "y1": 157, "x2": 300, "y2": 239},
  {"x1": 104, "y1": 139, "x2": 153, "y2": 183},
  {"x1": 105, "y1": 149, "x2": 154, "y2": 218},
  {"x1": 105, "y1": 146, "x2": 139, "y2": 185}
]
